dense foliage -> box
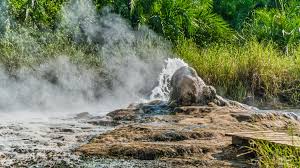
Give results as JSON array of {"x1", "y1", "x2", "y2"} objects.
[
  {"x1": 7, "y1": 0, "x2": 67, "y2": 29},
  {"x1": 2, "y1": 0, "x2": 300, "y2": 105},
  {"x1": 5, "y1": 0, "x2": 300, "y2": 48},
  {"x1": 92, "y1": 0, "x2": 233, "y2": 46}
]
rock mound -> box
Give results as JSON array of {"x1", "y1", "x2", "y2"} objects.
[{"x1": 169, "y1": 66, "x2": 253, "y2": 109}]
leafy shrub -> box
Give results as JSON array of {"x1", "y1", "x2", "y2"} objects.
[
  {"x1": 93, "y1": 0, "x2": 233, "y2": 46},
  {"x1": 213, "y1": 0, "x2": 270, "y2": 29},
  {"x1": 215, "y1": 0, "x2": 300, "y2": 50},
  {"x1": 247, "y1": 0, "x2": 300, "y2": 50}
]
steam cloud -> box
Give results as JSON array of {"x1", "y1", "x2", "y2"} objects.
[{"x1": 0, "y1": 0, "x2": 173, "y2": 116}]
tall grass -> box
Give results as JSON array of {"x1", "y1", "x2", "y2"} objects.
[
  {"x1": 176, "y1": 40, "x2": 300, "y2": 104},
  {"x1": 250, "y1": 140, "x2": 300, "y2": 167},
  {"x1": 250, "y1": 126, "x2": 300, "y2": 168}
]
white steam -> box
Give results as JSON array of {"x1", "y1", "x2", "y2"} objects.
[
  {"x1": 0, "y1": 0, "x2": 174, "y2": 116},
  {"x1": 0, "y1": 58, "x2": 98, "y2": 113}
]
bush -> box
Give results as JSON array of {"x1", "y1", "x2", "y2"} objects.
[
  {"x1": 93, "y1": 0, "x2": 233, "y2": 46},
  {"x1": 215, "y1": 0, "x2": 300, "y2": 50},
  {"x1": 213, "y1": 0, "x2": 270, "y2": 29},
  {"x1": 246, "y1": 0, "x2": 300, "y2": 50}
]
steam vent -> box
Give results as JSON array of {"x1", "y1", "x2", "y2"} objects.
[
  {"x1": 2, "y1": 0, "x2": 300, "y2": 167},
  {"x1": 78, "y1": 61, "x2": 300, "y2": 167}
]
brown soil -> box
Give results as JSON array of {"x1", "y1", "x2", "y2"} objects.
[{"x1": 77, "y1": 105, "x2": 300, "y2": 168}]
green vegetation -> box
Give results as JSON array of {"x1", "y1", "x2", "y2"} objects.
[
  {"x1": 247, "y1": 126, "x2": 300, "y2": 167},
  {"x1": 93, "y1": 0, "x2": 233, "y2": 46},
  {"x1": 250, "y1": 140, "x2": 300, "y2": 167},
  {"x1": 248, "y1": 0, "x2": 300, "y2": 51},
  {"x1": 7, "y1": 0, "x2": 66, "y2": 29},
  {"x1": 177, "y1": 40, "x2": 296, "y2": 101},
  {"x1": 0, "y1": 27, "x2": 102, "y2": 74},
  {"x1": 3, "y1": 1, "x2": 300, "y2": 166},
  {"x1": 177, "y1": 39, "x2": 300, "y2": 104},
  {"x1": 214, "y1": 0, "x2": 300, "y2": 49},
  {"x1": 1, "y1": 0, "x2": 300, "y2": 105}
]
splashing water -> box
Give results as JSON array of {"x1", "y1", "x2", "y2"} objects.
[{"x1": 150, "y1": 58, "x2": 188, "y2": 101}]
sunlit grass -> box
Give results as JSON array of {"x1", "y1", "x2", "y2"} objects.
[
  {"x1": 250, "y1": 138, "x2": 300, "y2": 168},
  {"x1": 176, "y1": 39, "x2": 300, "y2": 103}
]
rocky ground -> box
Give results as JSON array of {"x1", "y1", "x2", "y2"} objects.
[
  {"x1": 77, "y1": 102, "x2": 300, "y2": 168},
  {"x1": 2, "y1": 66, "x2": 299, "y2": 167}
]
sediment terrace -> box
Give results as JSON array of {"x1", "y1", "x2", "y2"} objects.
[{"x1": 78, "y1": 104, "x2": 300, "y2": 167}]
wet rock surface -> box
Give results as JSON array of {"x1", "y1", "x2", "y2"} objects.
[
  {"x1": 1, "y1": 106, "x2": 299, "y2": 167},
  {"x1": 169, "y1": 66, "x2": 232, "y2": 107},
  {"x1": 0, "y1": 114, "x2": 114, "y2": 167},
  {"x1": 78, "y1": 105, "x2": 300, "y2": 168},
  {"x1": 82, "y1": 64, "x2": 300, "y2": 167},
  {"x1": 106, "y1": 100, "x2": 172, "y2": 123},
  {"x1": 2, "y1": 63, "x2": 300, "y2": 167}
]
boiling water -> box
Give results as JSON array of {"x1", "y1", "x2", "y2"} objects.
[
  {"x1": 0, "y1": 58, "x2": 186, "y2": 167},
  {"x1": 0, "y1": 57, "x2": 299, "y2": 167},
  {"x1": 150, "y1": 58, "x2": 187, "y2": 101}
]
